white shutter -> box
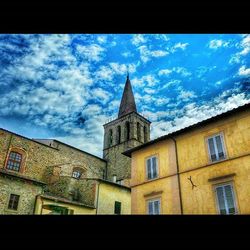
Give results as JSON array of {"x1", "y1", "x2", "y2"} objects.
[
  {"x1": 154, "y1": 200, "x2": 160, "y2": 214},
  {"x1": 216, "y1": 186, "x2": 227, "y2": 214},
  {"x1": 224, "y1": 185, "x2": 236, "y2": 214},
  {"x1": 148, "y1": 201, "x2": 153, "y2": 215},
  {"x1": 215, "y1": 135, "x2": 225, "y2": 160},
  {"x1": 152, "y1": 157, "x2": 157, "y2": 178},
  {"x1": 208, "y1": 138, "x2": 217, "y2": 162}
]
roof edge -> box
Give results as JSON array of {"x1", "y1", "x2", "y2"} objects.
[{"x1": 123, "y1": 102, "x2": 250, "y2": 157}]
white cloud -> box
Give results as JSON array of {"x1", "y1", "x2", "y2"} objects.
[
  {"x1": 97, "y1": 35, "x2": 107, "y2": 44},
  {"x1": 209, "y1": 39, "x2": 229, "y2": 49},
  {"x1": 162, "y1": 79, "x2": 181, "y2": 89},
  {"x1": 159, "y1": 67, "x2": 191, "y2": 77},
  {"x1": 131, "y1": 34, "x2": 147, "y2": 46},
  {"x1": 238, "y1": 65, "x2": 250, "y2": 77},
  {"x1": 158, "y1": 69, "x2": 172, "y2": 76},
  {"x1": 150, "y1": 91, "x2": 250, "y2": 140},
  {"x1": 109, "y1": 62, "x2": 137, "y2": 75},
  {"x1": 95, "y1": 66, "x2": 114, "y2": 81},
  {"x1": 170, "y1": 42, "x2": 189, "y2": 52},
  {"x1": 76, "y1": 44, "x2": 105, "y2": 62},
  {"x1": 230, "y1": 35, "x2": 250, "y2": 64},
  {"x1": 177, "y1": 89, "x2": 197, "y2": 101},
  {"x1": 138, "y1": 45, "x2": 169, "y2": 63},
  {"x1": 92, "y1": 88, "x2": 111, "y2": 104},
  {"x1": 132, "y1": 74, "x2": 159, "y2": 88}
]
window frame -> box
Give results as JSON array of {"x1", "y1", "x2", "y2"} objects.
[
  {"x1": 214, "y1": 182, "x2": 238, "y2": 215},
  {"x1": 206, "y1": 132, "x2": 227, "y2": 163},
  {"x1": 147, "y1": 198, "x2": 161, "y2": 215},
  {"x1": 114, "y1": 201, "x2": 122, "y2": 215},
  {"x1": 145, "y1": 155, "x2": 159, "y2": 181},
  {"x1": 7, "y1": 193, "x2": 20, "y2": 211},
  {"x1": 6, "y1": 151, "x2": 23, "y2": 172},
  {"x1": 5, "y1": 148, "x2": 26, "y2": 173},
  {"x1": 72, "y1": 169, "x2": 82, "y2": 179}
]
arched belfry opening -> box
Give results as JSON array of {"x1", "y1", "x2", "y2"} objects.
[
  {"x1": 109, "y1": 129, "x2": 113, "y2": 147},
  {"x1": 117, "y1": 125, "x2": 121, "y2": 144},
  {"x1": 137, "y1": 122, "x2": 141, "y2": 142},
  {"x1": 125, "y1": 121, "x2": 130, "y2": 141},
  {"x1": 144, "y1": 126, "x2": 148, "y2": 143}
]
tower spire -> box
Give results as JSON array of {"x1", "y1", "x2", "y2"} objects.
[{"x1": 118, "y1": 74, "x2": 137, "y2": 118}]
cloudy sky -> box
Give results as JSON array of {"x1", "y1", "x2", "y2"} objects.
[{"x1": 0, "y1": 34, "x2": 249, "y2": 157}]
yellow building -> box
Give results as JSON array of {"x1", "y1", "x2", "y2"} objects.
[
  {"x1": 34, "y1": 178, "x2": 131, "y2": 215},
  {"x1": 124, "y1": 103, "x2": 250, "y2": 215}
]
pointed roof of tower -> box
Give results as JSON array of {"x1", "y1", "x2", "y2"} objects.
[{"x1": 118, "y1": 73, "x2": 137, "y2": 118}]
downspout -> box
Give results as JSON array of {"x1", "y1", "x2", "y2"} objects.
[
  {"x1": 169, "y1": 136, "x2": 183, "y2": 214},
  {"x1": 3, "y1": 134, "x2": 13, "y2": 167},
  {"x1": 95, "y1": 182, "x2": 101, "y2": 215},
  {"x1": 33, "y1": 195, "x2": 38, "y2": 215}
]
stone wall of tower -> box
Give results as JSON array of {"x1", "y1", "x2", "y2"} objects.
[{"x1": 103, "y1": 112, "x2": 150, "y2": 182}]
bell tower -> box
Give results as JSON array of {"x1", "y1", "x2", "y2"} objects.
[{"x1": 103, "y1": 74, "x2": 151, "y2": 185}]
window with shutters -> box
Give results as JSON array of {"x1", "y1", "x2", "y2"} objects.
[
  {"x1": 215, "y1": 183, "x2": 237, "y2": 215},
  {"x1": 207, "y1": 133, "x2": 226, "y2": 162},
  {"x1": 146, "y1": 156, "x2": 158, "y2": 180},
  {"x1": 147, "y1": 199, "x2": 161, "y2": 215},
  {"x1": 8, "y1": 194, "x2": 20, "y2": 210},
  {"x1": 114, "y1": 201, "x2": 122, "y2": 215}
]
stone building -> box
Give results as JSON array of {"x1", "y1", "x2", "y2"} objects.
[
  {"x1": 103, "y1": 74, "x2": 151, "y2": 185},
  {"x1": 0, "y1": 128, "x2": 107, "y2": 214}
]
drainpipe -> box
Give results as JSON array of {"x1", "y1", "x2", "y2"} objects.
[
  {"x1": 95, "y1": 182, "x2": 101, "y2": 215},
  {"x1": 169, "y1": 136, "x2": 183, "y2": 214},
  {"x1": 3, "y1": 134, "x2": 13, "y2": 167}
]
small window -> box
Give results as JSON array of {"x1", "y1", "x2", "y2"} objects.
[
  {"x1": 147, "y1": 199, "x2": 160, "y2": 215},
  {"x1": 207, "y1": 133, "x2": 226, "y2": 162},
  {"x1": 6, "y1": 151, "x2": 22, "y2": 172},
  {"x1": 114, "y1": 201, "x2": 122, "y2": 215},
  {"x1": 8, "y1": 194, "x2": 20, "y2": 210},
  {"x1": 146, "y1": 156, "x2": 158, "y2": 180},
  {"x1": 72, "y1": 169, "x2": 82, "y2": 179},
  {"x1": 215, "y1": 183, "x2": 237, "y2": 215}
]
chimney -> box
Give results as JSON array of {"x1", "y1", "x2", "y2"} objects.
[{"x1": 113, "y1": 175, "x2": 117, "y2": 183}]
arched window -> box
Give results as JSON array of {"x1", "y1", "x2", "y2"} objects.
[
  {"x1": 109, "y1": 129, "x2": 113, "y2": 146},
  {"x1": 116, "y1": 126, "x2": 121, "y2": 144},
  {"x1": 72, "y1": 167, "x2": 84, "y2": 179},
  {"x1": 137, "y1": 122, "x2": 141, "y2": 142},
  {"x1": 144, "y1": 126, "x2": 147, "y2": 143},
  {"x1": 6, "y1": 151, "x2": 22, "y2": 172},
  {"x1": 125, "y1": 121, "x2": 130, "y2": 141}
]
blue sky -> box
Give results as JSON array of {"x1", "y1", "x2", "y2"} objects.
[{"x1": 0, "y1": 34, "x2": 249, "y2": 157}]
